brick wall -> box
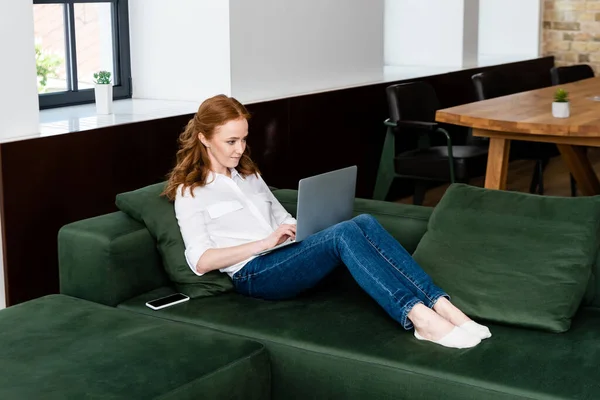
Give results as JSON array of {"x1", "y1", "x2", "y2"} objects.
[{"x1": 543, "y1": 0, "x2": 600, "y2": 74}]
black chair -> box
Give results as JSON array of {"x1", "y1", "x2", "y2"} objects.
[
  {"x1": 551, "y1": 64, "x2": 594, "y2": 86},
  {"x1": 472, "y1": 70, "x2": 560, "y2": 195},
  {"x1": 550, "y1": 64, "x2": 595, "y2": 196},
  {"x1": 373, "y1": 82, "x2": 488, "y2": 205}
]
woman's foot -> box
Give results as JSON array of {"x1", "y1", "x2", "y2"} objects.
[
  {"x1": 414, "y1": 327, "x2": 480, "y2": 349},
  {"x1": 460, "y1": 321, "x2": 492, "y2": 339},
  {"x1": 433, "y1": 297, "x2": 491, "y2": 340},
  {"x1": 408, "y1": 304, "x2": 480, "y2": 349}
]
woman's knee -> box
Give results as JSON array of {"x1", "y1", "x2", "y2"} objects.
[
  {"x1": 332, "y1": 215, "x2": 378, "y2": 239},
  {"x1": 352, "y1": 213, "x2": 378, "y2": 228},
  {"x1": 331, "y1": 220, "x2": 361, "y2": 239},
  {"x1": 334, "y1": 219, "x2": 357, "y2": 231}
]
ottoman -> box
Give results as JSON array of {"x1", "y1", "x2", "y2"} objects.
[{"x1": 0, "y1": 295, "x2": 270, "y2": 399}]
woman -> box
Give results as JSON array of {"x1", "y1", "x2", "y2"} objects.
[{"x1": 164, "y1": 95, "x2": 491, "y2": 349}]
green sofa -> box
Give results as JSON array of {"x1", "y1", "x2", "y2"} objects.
[{"x1": 58, "y1": 189, "x2": 600, "y2": 399}]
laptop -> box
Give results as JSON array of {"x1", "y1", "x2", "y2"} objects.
[{"x1": 255, "y1": 165, "x2": 357, "y2": 256}]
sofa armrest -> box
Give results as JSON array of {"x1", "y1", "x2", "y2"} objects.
[{"x1": 58, "y1": 211, "x2": 170, "y2": 307}]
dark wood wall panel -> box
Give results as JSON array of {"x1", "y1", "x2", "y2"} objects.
[
  {"x1": 0, "y1": 57, "x2": 555, "y2": 306},
  {"x1": 285, "y1": 85, "x2": 389, "y2": 198},
  {"x1": 244, "y1": 99, "x2": 291, "y2": 188},
  {"x1": 0, "y1": 115, "x2": 190, "y2": 305}
]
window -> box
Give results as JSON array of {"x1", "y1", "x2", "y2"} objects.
[{"x1": 33, "y1": 0, "x2": 131, "y2": 109}]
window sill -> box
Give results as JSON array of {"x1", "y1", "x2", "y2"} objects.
[{"x1": 38, "y1": 98, "x2": 199, "y2": 138}]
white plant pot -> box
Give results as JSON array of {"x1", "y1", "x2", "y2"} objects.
[
  {"x1": 94, "y1": 83, "x2": 113, "y2": 114},
  {"x1": 552, "y1": 102, "x2": 570, "y2": 118}
]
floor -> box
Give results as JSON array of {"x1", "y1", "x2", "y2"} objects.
[{"x1": 395, "y1": 147, "x2": 600, "y2": 207}]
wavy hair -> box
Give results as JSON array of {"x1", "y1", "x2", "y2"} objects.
[{"x1": 162, "y1": 94, "x2": 260, "y2": 200}]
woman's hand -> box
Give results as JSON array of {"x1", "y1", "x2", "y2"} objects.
[
  {"x1": 198, "y1": 224, "x2": 298, "y2": 274},
  {"x1": 262, "y1": 224, "x2": 296, "y2": 250}
]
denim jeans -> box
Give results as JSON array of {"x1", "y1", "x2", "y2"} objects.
[{"x1": 232, "y1": 214, "x2": 448, "y2": 330}]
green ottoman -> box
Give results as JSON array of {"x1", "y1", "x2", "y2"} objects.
[{"x1": 0, "y1": 295, "x2": 270, "y2": 399}]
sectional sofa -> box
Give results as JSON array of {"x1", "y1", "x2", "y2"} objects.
[{"x1": 48, "y1": 184, "x2": 600, "y2": 399}]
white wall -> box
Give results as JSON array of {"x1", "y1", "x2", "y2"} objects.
[
  {"x1": 478, "y1": 0, "x2": 542, "y2": 60},
  {"x1": 0, "y1": 0, "x2": 40, "y2": 142},
  {"x1": 0, "y1": 0, "x2": 41, "y2": 309},
  {"x1": 128, "y1": 0, "x2": 231, "y2": 102},
  {"x1": 385, "y1": 0, "x2": 478, "y2": 67},
  {"x1": 229, "y1": 0, "x2": 385, "y2": 102}
]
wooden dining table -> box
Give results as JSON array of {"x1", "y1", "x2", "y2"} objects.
[{"x1": 435, "y1": 76, "x2": 600, "y2": 195}]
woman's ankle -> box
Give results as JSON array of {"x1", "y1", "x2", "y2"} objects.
[
  {"x1": 408, "y1": 303, "x2": 456, "y2": 340},
  {"x1": 433, "y1": 297, "x2": 471, "y2": 326}
]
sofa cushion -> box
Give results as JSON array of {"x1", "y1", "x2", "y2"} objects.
[
  {"x1": 116, "y1": 182, "x2": 234, "y2": 298},
  {"x1": 118, "y1": 281, "x2": 600, "y2": 400},
  {"x1": 0, "y1": 294, "x2": 270, "y2": 400},
  {"x1": 412, "y1": 183, "x2": 600, "y2": 333}
]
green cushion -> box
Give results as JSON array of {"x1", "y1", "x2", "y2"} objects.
[
  {"x1": 0, "y1": 294, "x2": 270, "y2": 400},
  {"x1": 115, "y1": 182, "x2": 234, "y2": 298},
  {"x1": 412, "y1": 184, "x2": 600, "y2": 333}
]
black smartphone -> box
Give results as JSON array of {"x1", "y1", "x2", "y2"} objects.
[{"x1": 145, "y1": 293, "x2": 190, "y2": 310}]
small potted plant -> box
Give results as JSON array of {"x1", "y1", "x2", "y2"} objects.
[
  {"x1": 93, "y1": 70, "x2": 113, "y2": 114},
  {"x1": 552, "y1": 88, "x2": 570, "y2": 118}
]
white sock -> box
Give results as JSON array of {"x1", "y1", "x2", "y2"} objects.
[
  {"x1": 414, "y1": 327, "x2": 481, "y2": 349},
  {"x1": 460, "y1": 321, "x2": 492, "y2": 340}
]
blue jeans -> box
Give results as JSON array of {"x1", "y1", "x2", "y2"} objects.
[{"x1": 232, "y1": 214, "x2": 448, "y2": 330}]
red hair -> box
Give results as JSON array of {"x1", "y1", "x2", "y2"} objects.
[{"x1": 163, "y1": 94, "x2": 260, "y2": 200}]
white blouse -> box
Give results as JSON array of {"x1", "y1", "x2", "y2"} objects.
[{"x1": 174, "y1": 168, "x2": 297, "y2": 277}]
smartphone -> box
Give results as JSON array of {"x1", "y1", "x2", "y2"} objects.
[{"x1": 145, "y1": 293, "x2": 190, "y2": 310}]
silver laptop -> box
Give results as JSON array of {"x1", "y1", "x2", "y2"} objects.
[{"x1": 255, "y1": 165, "x2": 357, "y2": 256}]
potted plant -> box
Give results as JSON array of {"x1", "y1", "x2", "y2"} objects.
[
  {"x1": 93, "y1": 70, "x2": 113, "y2": 114},
  {"x1": 552, "y1": 88, "x2": 570, "y2": 118}
]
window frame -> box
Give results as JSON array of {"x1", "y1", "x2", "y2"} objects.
[{"x1": 34, "y1": 0, "x2": 132, "y2": 109}]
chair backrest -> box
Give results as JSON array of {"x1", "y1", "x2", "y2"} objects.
[
  {"x1": 386, "y1": 82, "x2": 440, "y2": 123},
  {"x1": 472, "y1": 67, "x2": 554, "y2": 101},
  {"x1": 550, "y1": 64, "x2": 595, "y2": 85},
  {"x1": 471, "y1": 71, "x2": 512, "y2": 101}
]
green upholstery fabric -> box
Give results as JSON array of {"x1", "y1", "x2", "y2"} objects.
[
  {"x1": 119, "y1": 282, "x2": 600, "y2": 400},
  {"x1": 59, "y1": 211, "x2": 170, "y2": 307},
  {"x1": 413, "y1": 184, "x2": 600, "y2": 333},
  {"x1": 587, "y1": 252, "x2": 599, "y2": 306},
  {"x1": 115, "y1": 182, "x2": 234, "y2": 298},
  {"x1": 0, "y1": 295, "x2": 270, "y2": 400}
]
